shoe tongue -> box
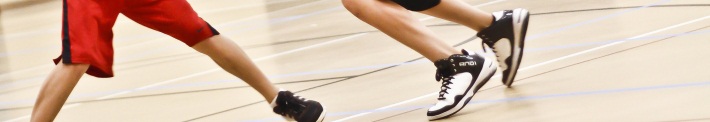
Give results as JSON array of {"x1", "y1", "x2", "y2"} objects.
[
  {"x1": 492, "y1": 11, "x2": 505, "y2": 21},
  {"x1": 461, "y1": 49, "x2": 470, "y2": 55},
  {"x1": 271, "y1": 89, "x2": 288, "y2": 108}
]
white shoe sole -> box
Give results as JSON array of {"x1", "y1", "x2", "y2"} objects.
[{"x1": 505, "y1": 8, "x2": 530, "y2": 87}]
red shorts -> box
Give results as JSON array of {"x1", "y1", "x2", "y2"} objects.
[{"x1": 54, "y1": 0, "x2": 220, "y2": 78}]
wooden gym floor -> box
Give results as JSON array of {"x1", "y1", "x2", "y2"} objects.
[{"x1": 1, "y1": 0, "x2": 710, "y2": 121}]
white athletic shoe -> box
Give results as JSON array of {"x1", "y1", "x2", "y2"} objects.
[
  {"x1": 427, "y1": 50, "x2": 497, "y2": 120},
  {"x1": 477, "y1": 8, "x2": 530, "y2": 87}
]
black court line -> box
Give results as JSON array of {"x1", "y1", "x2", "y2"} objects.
[
  {"x1": 0, "y1": 75, "x2": 355, "y2": 111},
  {"x1": 184, "y1": 4, "x2": 710, "y2": 121}
]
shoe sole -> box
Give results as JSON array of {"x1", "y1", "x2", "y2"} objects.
[
  {"x1": 505, "y1": 8, "x2": 530, "y2": 87},
  {"x1": 316, "y1": 106, "x2": 326, "y2": 122},
  {"x1": 428, "y1": 59, "x2": 498, "y2": 120}
]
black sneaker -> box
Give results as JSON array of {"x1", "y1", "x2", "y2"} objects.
[
  {"x1": 427, "y1": 50, "x2": 497, "y2": 120},
  {"x1": 271, "y1": 90, "x2": 326, "y2": 122},
  {"x1": 477, "y1": 8, "x2": 530, "y2": 87}
]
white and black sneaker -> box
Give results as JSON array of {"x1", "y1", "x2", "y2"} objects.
[
  {"x1": 427, "y1": 50, "x2": 497, "y2": 120},
  {"x1": 271, "y1": 90, "x2": 326, "y2": 122},
  {"x1": 477, "y1": 8, "x2": 530, "y2": 87}
]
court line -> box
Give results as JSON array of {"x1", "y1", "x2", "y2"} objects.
[
  {"x1": 516, "y1": 24, "x2": 710, "y2": 85},
  {"x1": 4, "y1": 2, "x2": 705, "y2": 80},
  {"x1": 334, "y1": 5, "x2": 710, "y2": 122},
  {"x1": 8, "y1": 3, "x2": 710, "y2": 96},
  {"x1": 4, "y1": 3, "x2": 708, "y2": 110},
  {"x1": 368, "y1": 23, "x2": 710, "y2": 122},
  {"x1": 0, "y1": 76, "x2": 355, "y2": 111},
  {"x1": 519, "y1": 14, "x2": 710, "y2": 72},
  {"x1": 187, "y1": 30, "x2": 483, "y2": 121},
  {"x1": 1, "y1": 33, "x2": 367, "y2": 122},
  {"x1": 526, "y1": 29, "x2": 710, "y2": 52},
  {"x1": 95, "y1": 33, "x2": 367, "y2": 100},
  {"x1": 0, "y1": 0, "x2": 704, "y2": 121},
  {"x1": 5, "y1": 27, "x2": 707, "y2": 108},
  {"x1": 5, "y1": 18, "x2": 707, "y2": 110},
  {"x1": 6, "y1": 25, "x2": 710, "y2": 111},
  {"x1": 243, "y1": 80, "x2": 710, "y2": 122},
  {"x1": 526, "y1": 0, "x2": 673, "y2": 41},
  {"x1": 193, "y1": 0, "x2": 682, "y2": 120},
  {"x1": 6, "y1": 26, "x2": 706, "y2": 97},
  {"x1": 1, "y1": 103, "x2": 82, "y2": 122},
  {"x1": 6, "y1": 27, "x2": 707, "y2": 108},
  {"x1": 94, "y1": 33, "x2": 365, "y2": 101},
  {"x1": 4, "y1": 0, "x2": 689, "y2": 85}
]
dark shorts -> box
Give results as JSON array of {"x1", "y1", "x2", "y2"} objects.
[{"x1": 55, "y1": 0, "x2": 220, "y2": 78}]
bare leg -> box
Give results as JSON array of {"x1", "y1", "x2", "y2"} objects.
[
  {"x1": 419, "y1": 0, "x2": 493, "y2": 31},
  {"x1": 342, "y1": 0, "x2": 458, "y2": 62},
  {"x1": 191, "y1": 35, "x2": 279, "y2": 102},
  {"x1": 31, "y1": 63, "x2": 89, "y2": 122}
]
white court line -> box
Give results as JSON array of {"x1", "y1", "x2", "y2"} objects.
[
  {"x1": 418, "y1": 0, "x2": 507, "y2": 21},
  {"x1": 334, "y1": 14, "x2": 710, "y2": 122},
  {"x1": 335, "y1": 93, "x2": 436, "y2": 121},
  {"x1": 519, "y1": 15, "x2": 710, "y2": 72},
  {"x1": 2, "y1": 32, "x2": 367, "y2": 122}
]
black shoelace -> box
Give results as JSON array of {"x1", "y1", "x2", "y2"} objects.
[
  {"x1": 437, "y1": 77, "x2": 454, "y2": 100},
  {"x1": 274, "y1": 95, "x2": 307, "y2": 119}
]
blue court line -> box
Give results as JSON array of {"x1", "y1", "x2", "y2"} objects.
[
  {"x1": 1, "y1": 28, "x2": 707, "y2": 107},
  {"x1": 243, "y1": 80, "x2": 710, "y2": 122}
]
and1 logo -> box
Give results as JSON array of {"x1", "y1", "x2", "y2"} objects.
[{"x1": 459, "y1": 61, "x2": 476, "y2": 66}]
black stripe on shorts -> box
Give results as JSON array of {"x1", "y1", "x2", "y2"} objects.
[{"x1": 61, "y1": 0, "x2": 72, "y2": 63}]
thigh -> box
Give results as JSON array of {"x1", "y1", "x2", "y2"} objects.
[
  {"x1": 121, "y1": 0, "x2": 220, "y2": 47},
  {"x1": 56, "y1": 0, "x2": 122, "y2": 78}
]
